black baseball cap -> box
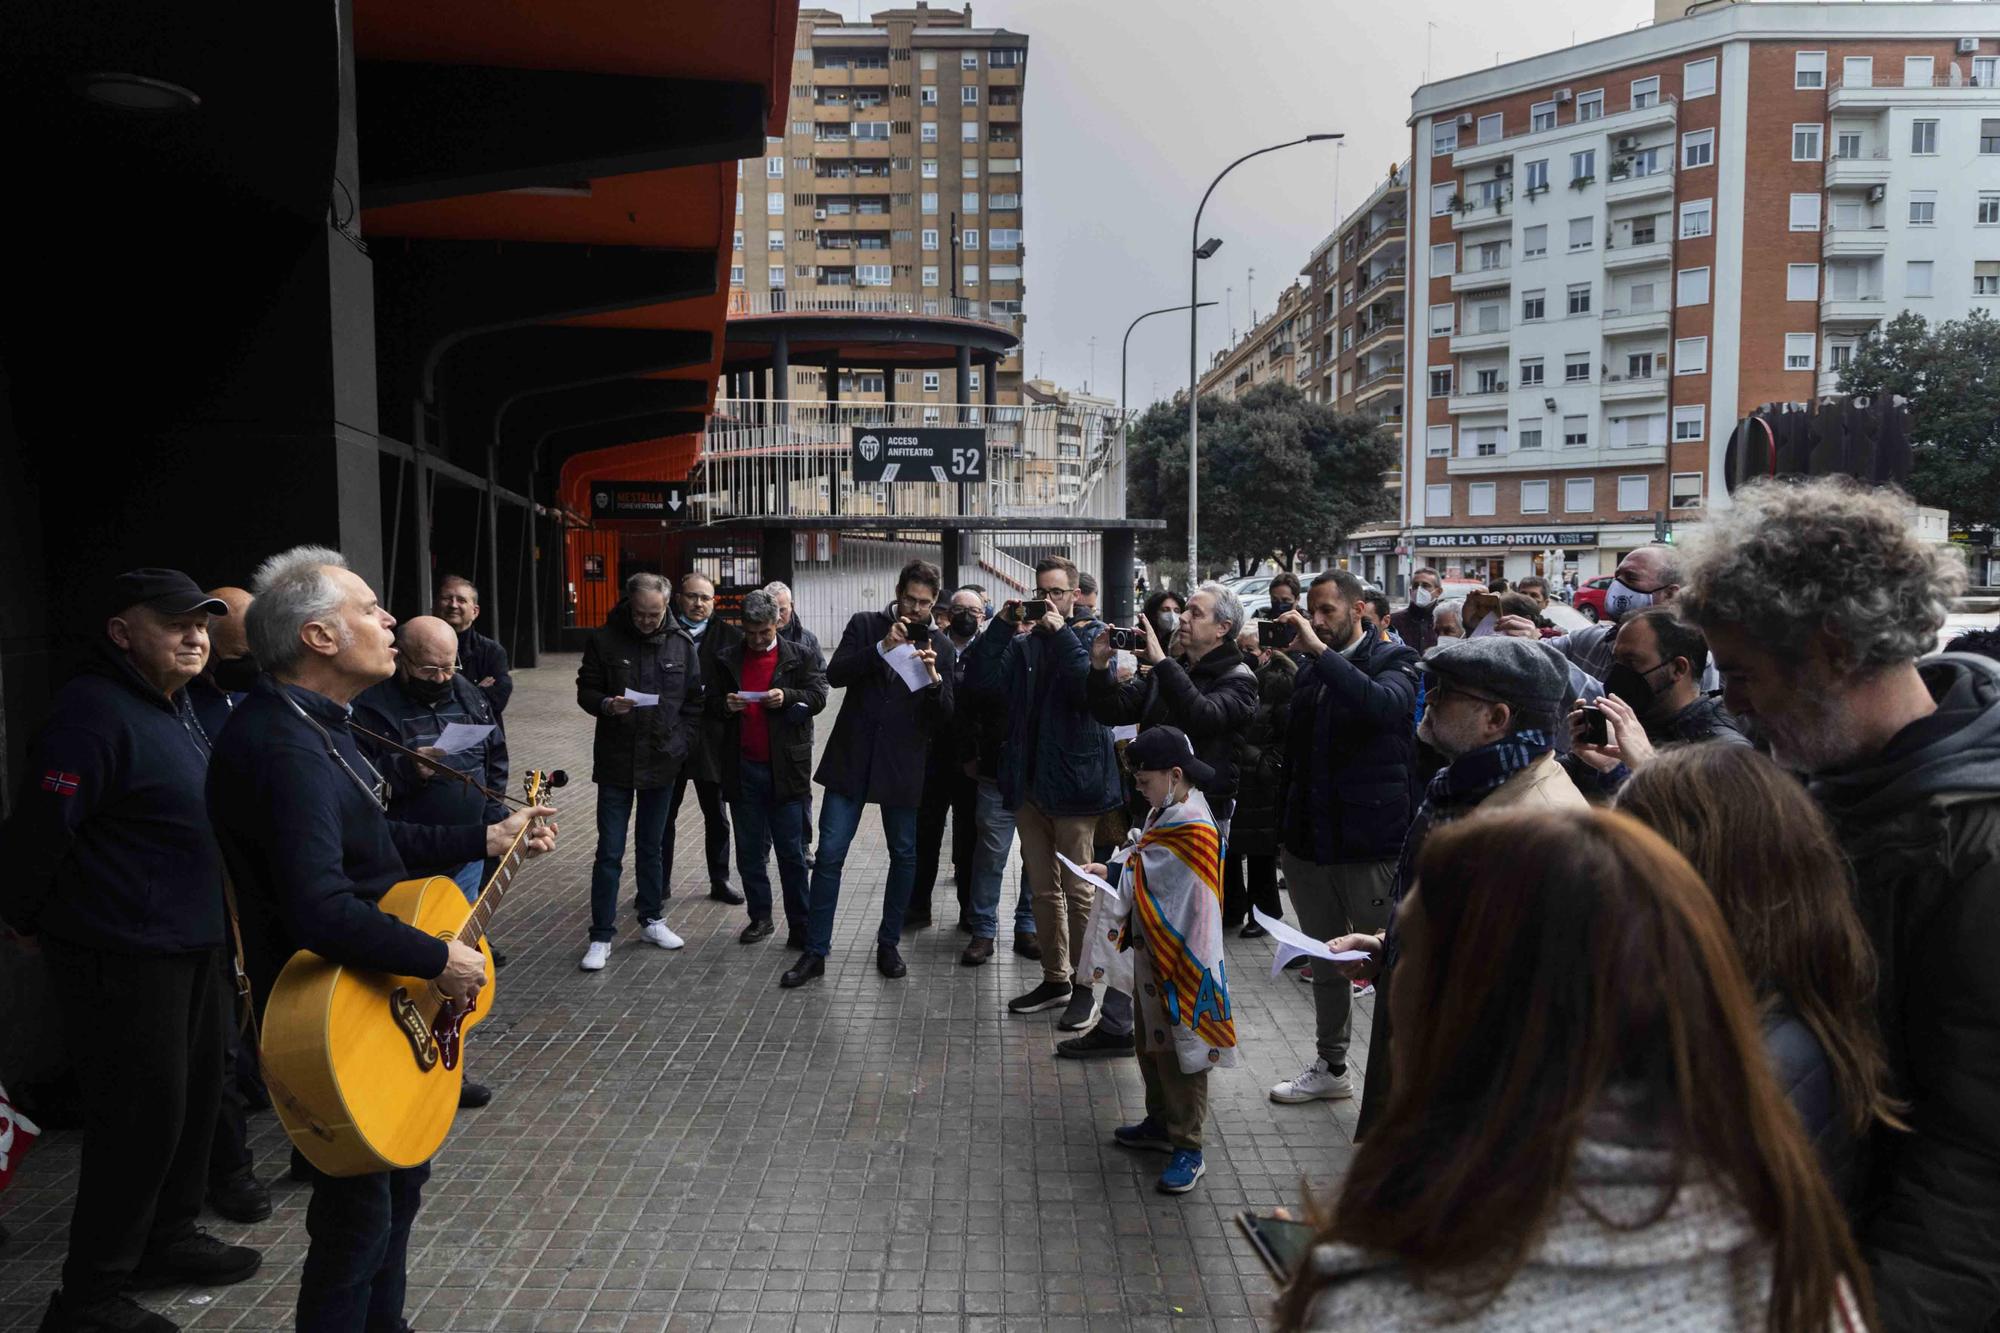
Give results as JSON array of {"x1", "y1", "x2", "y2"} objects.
[
  {"x1": 1124, "y1": 725, "x2": 1216, "y2": 789},
  {"x1": 109, "y1": 568, "x2": 229, "y2": 617}
]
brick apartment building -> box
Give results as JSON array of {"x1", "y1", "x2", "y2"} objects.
[
  {"x1": 1405, "y1": 0, "x2": 2000, "y2": 586},
  {"x1": 1196, "y1": 280, "x2": 1308, "y2": 401}
]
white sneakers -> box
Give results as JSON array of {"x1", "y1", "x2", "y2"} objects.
[
  {"x1": 1269, "y1": 1057, "x2": 1354, "y2": 1104},
  {"x1": 640, "y1": 920, "x2": 685, "y2": 950},
  {"x1": 582, "y1": 922, "x2": 685, "y2": 970},
  {"x1": 579, "y1": 941, "x2": 611, "y2": 972}
]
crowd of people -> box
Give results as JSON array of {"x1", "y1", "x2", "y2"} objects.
[{"x1": 4, "y1": 472, "x2": 2000, "y2": 1331}]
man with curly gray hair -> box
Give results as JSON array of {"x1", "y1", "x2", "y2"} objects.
[{"x1": 1679, "y1": 476, "x2": 1999, "y2": 1329}]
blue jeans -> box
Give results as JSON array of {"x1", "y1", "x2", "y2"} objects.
[
  {"x1": 969, "y1": 778, "x2": 1037, "y2": 940},
  {"x1": 449, "y1": 860, "x2": 483, "y2": 905},
  {"x1": 804, "y1": 787, "x2": 919, "y2": 956},
  {"x1": 589, "y1": 783, "x2": 673, "y2": 942},
  {"x1": 298, "y1": 1162, "x2": 429, "y2": 1333},
  {"x1": 731, "y1": 760, "x2": 811, "y2": 937}
]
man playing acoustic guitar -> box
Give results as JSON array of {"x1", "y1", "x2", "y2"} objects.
[{"x1": 207, "y1": 547, "x2": 556, "y2": 1333}]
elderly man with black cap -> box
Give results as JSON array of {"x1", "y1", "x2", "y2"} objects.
[
  {"x1": 1324, "y1": 635, "x2": 1587, "y2": 1137},
  {"x1": 3, "y1": 569, "x2": 263, "y2": 1333}
]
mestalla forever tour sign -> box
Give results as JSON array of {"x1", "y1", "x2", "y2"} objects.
[{"x1": 590, "y1": 481, "x2": 687, "y2": 521}]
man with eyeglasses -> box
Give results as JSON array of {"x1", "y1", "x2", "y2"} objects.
[{"x1": 664, "y1": 572, "x2": 743, "y2": 905}]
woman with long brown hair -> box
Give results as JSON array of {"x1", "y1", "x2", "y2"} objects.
[
  {"x1": 1617, "y1": 744, "x2": 1902, "y2": 1197},
  {"x1": 1274, "y1": 808, "x2": 1870, "y2": 1332}
]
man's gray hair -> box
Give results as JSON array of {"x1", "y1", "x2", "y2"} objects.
[
  {"x1": 761, "y1": 580, "x2": 794, "y2": 602},
  {"x1": 741, "y1": 589, "x2": 779, "y2": 626},
  {"x1": 626, "y1": 571, "x2": 669, "y2": 600},
  {"x1": 1198, "y1": 580, "x2": 1246, "y2": 640},
  {"x1": 1434, "y1": 596, "x2": 1466, "y2": 628},
  {"x1": 1680, "y1": 477, "x2": 1965, "y2": 675},
  {"x1": 246, "y1": 545, "x2": 350, "y2": 675}
]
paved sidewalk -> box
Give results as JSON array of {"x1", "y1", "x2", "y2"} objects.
[{"x1": 0, "y1": 656, "x2": 1370, "y2": 1332}]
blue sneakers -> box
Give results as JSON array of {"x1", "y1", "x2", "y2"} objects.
[
  {"x1": 1158, "y1": 1149, "x2": 1206, "y2": 1194},
  {"x1": 1111, "y1": 1117, "x2": 1174, "y2": 1153}
]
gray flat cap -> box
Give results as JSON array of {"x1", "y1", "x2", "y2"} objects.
[{"x1": 1420, "y1": 635, "x2": 1571, "y2": 712}]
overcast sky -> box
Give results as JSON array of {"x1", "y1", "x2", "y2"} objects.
[{"x1": 942, "y1": 0, "x2": 1658, "y2": 407}]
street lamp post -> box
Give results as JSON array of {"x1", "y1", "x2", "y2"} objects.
[{"x1": 1188, "y1": 133, "x2": 1341, "y2": 584}]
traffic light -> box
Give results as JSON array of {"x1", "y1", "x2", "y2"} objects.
[{"x1": 1653, "y1": 511, "x2": 1675, "y2": 544}]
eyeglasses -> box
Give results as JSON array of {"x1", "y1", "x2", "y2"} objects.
[
  {"x1": 1428, "y1": 678, "x2": 1502, "y2": 708},
  {"x1": 408, "y1": 664, "x2": 456, "y2": 681}
]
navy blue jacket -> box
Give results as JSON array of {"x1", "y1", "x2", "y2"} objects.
[
  {"x1": 814, "y1": 608, "x2": 954, "y2": 808},
  {"x1": 1279, "y1": 636, "x2": 1421, "y2": 865},
  {"x1": 965, "y1": 614, "x2": 1121, "y2": 817},
  {"x1": 455, "y1": 626, "x2": 512, "y2": 717},
  {"x1": 352, "y1": 672, "x2": 509, "y2": 870},
  {"x1": 2, "y1": 649, "x2": 225, "y2": 954},
  {"x1": 187, "y1": 673, "x2": 244, "y2": 745},
  {"x1": 207, "y1": 677, "x2": 486, "y2": 1006}
]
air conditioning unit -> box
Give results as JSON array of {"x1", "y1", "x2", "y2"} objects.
[
  {"x1": 1456, "y1": 113, "x2": 1475, "y2": 129},
  {"x1": 1554, "y1": 87, "x2": 1574, "y2": 103},
  {"x1": 1867, "y1": 185, "x2": 1885, "y2": 203},
  {"x1": 1495, "y1": 161, "x2": 1513, "y2": 177},
  {"x1": 1958, "y1": 36, "x2": 1980, "y2": 54},
  {"x1": 814, "y1": 208, "x2": 828, "y2": 219},
  {"x1": 1616, "y1": 135, "x2": 1639, "y2": 151}
]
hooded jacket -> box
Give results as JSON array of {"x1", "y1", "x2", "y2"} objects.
[
  {"x1": 1085, "y1": 639, "x2": 1259, "y2": 819},
  {"x1": 1808, "y1": 652, "x2": 2000, "y2": 1331},
  {"x1": 575, "y1": 600, "x2": 705, "y2": 789}
]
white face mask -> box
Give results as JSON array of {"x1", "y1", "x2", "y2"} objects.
[
  {"x1": 1411, "y1": 587, "x2": 1436, "y2": 609},
  {"x1": 1605, "y1": 578, "x2": 1656, "y2": 620}
]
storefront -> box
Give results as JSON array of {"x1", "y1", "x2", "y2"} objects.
[{"x1": 1411, "y1": 524, "x2": 1659, "y2": 589}]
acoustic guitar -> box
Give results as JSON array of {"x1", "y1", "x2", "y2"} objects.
[{"x1": 261, "y1": 769, "x2": 556, "y2": 1177}]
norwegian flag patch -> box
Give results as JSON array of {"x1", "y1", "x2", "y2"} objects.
[{"x1": 40, "y1": 770, "x2": 80, "y2": 796}]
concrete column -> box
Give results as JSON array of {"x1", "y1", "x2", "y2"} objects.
[
  {"x1": 983, "y1": 356, "x2": 998, "y2": 407},
  {"x1": 1104, "y1": 527, "x2": 1137, "y2": 627},
  {"x1": 955, "y1": 345, "x2": 973, "y2": 422},
  {"x1": 773, "y1": 330, "x2": 790, "y2": 402}
]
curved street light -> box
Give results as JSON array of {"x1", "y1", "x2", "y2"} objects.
[{"x1": 1188, "y1": 133, "x2": 1342, "y2": 583}]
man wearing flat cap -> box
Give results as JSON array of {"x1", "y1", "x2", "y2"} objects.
[
  {"x1": 1322, "y1": 634, "x2": 1587, "y2": 1138},
  {"x1": 2, "y1": 569, "x2": 262, "y2": 1331}
]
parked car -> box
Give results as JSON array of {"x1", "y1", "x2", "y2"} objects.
[{"x1": 1573, "y1": 575, "x2": 1614, "y2": 622}]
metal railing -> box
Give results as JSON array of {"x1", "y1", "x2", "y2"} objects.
[
  {"x1": 1831, "y1": 73, "x2": 2000, "y2": 91},
  {"x1": 1356, "y1": 364, "x2": 1405, "y2": 391},
  {"x1": 726, "y1": 290, "x2": 1020, "y2": 330},
  {"x1": 1356, "y1": 265, "x2": 1407, "y2": 301}
]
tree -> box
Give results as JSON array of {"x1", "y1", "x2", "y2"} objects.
[
  {"x1": 1839, "y1": 309, "x2": 2000, "y2": 522},
  {"x1": 1125, "y1": 380, "x2": 1398, "y2": 578}
]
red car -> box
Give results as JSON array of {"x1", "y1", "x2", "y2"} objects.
[{"x1": 1572, "y1": 575, "x2": 1614, "y2": 623}]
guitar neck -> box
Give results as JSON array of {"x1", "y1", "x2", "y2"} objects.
[{"x1": 457, "y1": 774, "x2": 546, "y2": 945}]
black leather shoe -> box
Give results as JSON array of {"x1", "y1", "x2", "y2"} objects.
[
  {"x1": 40, "y1": 1290, "x2": 178, "y2": 1332},
  {"x1": 1012, "y1": 934, "x2": 1042, "y2": 961},
  {"x1": 458, "y1": 1080, "x2": 493, "y2": 1110},
  {"x1": 1239, "y1": 920, "x2": 1269, "y2": 939},
  {"x1": 709, "y1": 884, "x2": 746, "y2": 906},
  {"x1": 1056, "y1": 1026, "x2": 1136, "y2": 1059},
  {"x1": 960, "y1": 937, "x2": 995, "y2": 967},
  {"x1": 206, "y1": 1169, "x2": 272, "y2": 1224},
  {"x1": 740, "y1": 918, "x2": 774, "y2": 944},
  {"x1": 877, "y1": 944, "x2": 907, "y2": 979},
  {"x1": 129, "y1": 1232, "x2": 261, "y2": 1289},
  {"x1": 286, "y1": 1149, "x2": 312, "y2": 1183},
  {"x1": 780, "y1": 953, "x2": 825, "y2": 988}
]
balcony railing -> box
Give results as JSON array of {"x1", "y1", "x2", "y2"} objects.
[
  {"x1": 726, "y1": 291, "x2": 1020, "y2": 329},
  {"x1": 1356, "y1": 265, "x2": 1407, "y2": 301},
  {"x1": 1355, "y1": 364, "x2": 1406, "y2": 391}
]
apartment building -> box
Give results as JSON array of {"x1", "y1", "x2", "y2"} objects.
[
  {"x1": 732, "y1": 3, "x2": 1029, "y2": 404},
  {"x1": 1197, "y1": 281, "x2": 1307, "y2": 400},
  {"x1": 1406, "y1": 1, "x2": 2000, "y2": 585}
]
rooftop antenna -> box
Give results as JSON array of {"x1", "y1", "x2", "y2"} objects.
[
  {"x1": 1248, "y1": 267, "x2": 1256, "y2": 326},
  {"x1": 1425, "y1": 20, "x2": 1438, "y2": 83}
]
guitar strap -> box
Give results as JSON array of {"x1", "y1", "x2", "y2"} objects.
[{"x1": 218, "y1": 870, "x2": 335, "y2": 1143}]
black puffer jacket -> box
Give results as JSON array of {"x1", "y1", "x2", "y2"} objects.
[
  {"x1": 1762, "y1": 999, "x2": 1853, "y2": 1201},
  {"x1": 1811, "y1": 653, "x2": 2000, "y2": 1331},
  {"x1": 575, "y1": 600, "x2": 705, "y2": 789},
  {"x1": 1085, "y1": 640, "x2": 1258, "y2": 819},
  {"x1": 1280, "y1": 636, "x2": 1421, "y2": 865},
  {"x1": 1230, "y1": 652, "x2": 1297, "y2": 857}
]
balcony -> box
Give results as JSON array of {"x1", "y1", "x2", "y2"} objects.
[
  {"x1": 1357, "y1": 220, "x2": 1407, "y2": 264},
  {"x1": 988, "y1": 103, "x2": 1020, "y2": 123},
  {"x1": 1604, "y1": 163, "x2": 1674, "y2": 203},
  {"x1": 1355, "y1": 320, "x2": 1405, "y2": 356},
  {"x1": 1828, "y1": 75, "x2": 2000, "y2": 112},
  {"x1": 1824, "y1": 152, "x2": 1892, "y2": 189},
  {"x1": 1450, "y1": 324, "x2": 1511, "y2": 354},
  {"x1": 1450, "y1": 264, "x2": 1511, "y2": 293},
  {"x1": 1600, "y1": 372, "x2": 1668, "y2": 402},
  {"x1": 1355, "y1": 265, "x2": 1407, "y2": 302},
  {"x1": 725, "y1": 290, "x2": 1017, "y2": 332},
  {"x1": 1601, "y1": 306, "x2": 1671, "y2": 337},
  {"x1": 1604, "y1": 236, "x2": 1672, "y2": 271},
  {"x1": 1354, "y1": 366, "x2": 1405, "y2": 404},
  {"x1": 1822, "y1": 226, "x2": 1889, "y2": 259},
  {"x1": 1447, "y1": 385, "x2": 1511, "y2": 415},
  {"x1": 1447, "y1": 443, "x2": 1667, "y2": 475},
  {"x1": 1820, "y1": 293, "x2": 1887, "y2": 326},
  {"x1": 1452, "y1": 195, "x2": 1513, "y2": 232},
  {"x1": 1451, "y1": 95, "x2": 1679, "y2": 167}
]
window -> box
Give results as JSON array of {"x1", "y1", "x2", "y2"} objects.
[
  {"x1": 990, "y1": 48, "x2": 1024, "y2": 67},
  {"x1": 962, "y1": 52, "x2": 979, "y2": 69},
  {"x1": 858, "y1": 264, "x2": 892, "y2": 287},
  {"x1": 1632, "y1": 217, "x2": 1657, "y2": 245},
  {"x1": 1522, "y1": 289, "x2": 1546, "y2": 321},
  {"x1": 1433, "y1": 122, "x2": 1458, "y2": 155},
  {"x1": 1431, "y1": 242, "x2": 1457, "y2": 276},
  {"x1": 921, "y1": 192, "x2": 938, "y2": 213},
  {"x1": 1475, "y1": 240, "x2": 1507, "y2": 271},
  {"x1": 1567, "y1": 282, "x2": 1592, "y2": 316},
  {"x1": 1904, "y1": 56, "x2": 1934, "y2": 88},
  {"x1": 962, "y1": 190, "x2": 980, "y2": 211},
  {"x1": 1795, "y1": 51, "x2": 1826, "y2": 90},
  {"x1": 768, "y1": 264, "x2": 786, "y2": 287},
  {"x1": 921, "y1": 86, "x2": 938, "y2": 105},
  {"x1": 1983, "y1": 120, "x2": 2000, "y2": 155},
  {"x1": 1975, "y1": 262, "x2": 2000, "y2": 296},
  {"x1": 1427, "y1": 425, "x2": 1454, "y2": 457},
  {"x1": 920, "y1": 123, "x2": 938, "y2": 143},
  {"x1": 1682, "y1": 129, "x2": 1714, "y2": 169},
  {"x1": 1793, "y1": 123, "x2": 1822, "y2": 161},
  {"x1": 1432, "y1": 182, "x2": 1457, "y2": 216},
  {"x1": 1680, "y1": 199, "x2": 1713, "y2": 239},
  {"x1": 1563, "y1": 419, "x2": 1590, "y2": 449},
  {"x1": 987, "y1": 264, "x2": 1022, "y2": 280},
  {"x1": 1570, "y1": 149, "x2": 1596, "y2": 183},
  {"x1": 1774, "y1": 263, "x2": 1818, "y2": 305},
  {"x1": 1430, "y1": 304, "x2": 1455, "y2": 336},
  {"x1": 1520, "y1": 478, "x2": 1550, "y2": 512},
  {"x1": 766, "y1": 228, "x2": 784, "y2": 251},
  {"x1": 1532, "y1": 101, "x2": 1557, "y2": 132},
  {"x1": 1519, "y1": 356, "x2": 1545, "y2": 386},
  {"x1": 962, "y1": 228, "x2": 980, "y2": 250},
  {"x1": 729, "y1": 264, "x2": 744, "y2": 285},
  {"x1": 766, "y1": 156, "x2": 785, "y2": 177},
  {"x1": 960, "y1": 121, "x2": 979, "y2": 142},
  {"x1": 1523, "y1": 223, "x2": 1548, "y2": 258},
  {"x1": 961, "y1": 264, "x2": 980, "y2": 285},
  {"x1": 1627, "y1": 351, "x2": 1656, "y2": 378},
  {"x1": 1828, "y1": 341, "x2": 1855, "y2": 370},
  {"x1": 1983, "y1": 194, "x2": 2000, "y2": 225},
  {"x1": 1631, "y1": 76, "x2": 1660, "y2": 109},
  {"x1": 1478, "y1": 112, "x2": 1503, "y2": 144},
  {"x1": 1910, "y1": 192, "x2": 1937, "y2": 227},
  {"x1": 1675, "y1": 336, "x2": 1708, "y2": 374},
  {"x1": 1685, "y1": 57, "x2": 1717, "y2": 99},
  {"x1": 1788, "y1": 193, "x2": 1820, "y2": 232},
  {"x1": 921, "y1": 228, "x2": 939, "y2": 251},
  {"x1": 921, "y1": 265, "x2": 939, "y2": 287},
  {"x1": 1673, "y1": 405, "x2": 1706, "y2": 441},
  {"x1": 964, "y1": 160, "x2": 984, "y2": 178},
  {"x1": 1468, "y1": 482, "x2": 1498, "y2": 514},
  {"x1": 1912, "y1": 120, "x2": 1938, "y2": 155},
  {"x1": 961, "y1": 85, "x2": 979, "y2": 104},
  {"x1": 1630, "y1": 281, "x2": 1657, "y2": 312},
  {"x1": 735, "y1": 192, "x2": 744, "y2": 213},
  {"x1": 1519, "y1": 421, "x2": 1545, "y2": 451},
  {"x1": 854, "y1": 121, "x2": 889, "y2": 140},
  {"x1": 1568, "y1": 216, "x2": 1593, "y2": 251},
  {"x1": 1576, "y1": 89, "x2": 1604, "y2": 122},
  {"x1": 1565, "y1": 352, "x2": 1591, "y2": 383},
  {"x1": 1980, "y1": 56, "x2": 2000, "y2": 88},
  {"x1": 1671, "y1": 473, "x2": 1703, "y2": 509},
  {"x1": 1426, "y1": 484, "x2": 1452, "y2": 516},
  {"x1": 1566, "y1": 477, "x2": 1595, "y2": 510},
  {"x1": 1906, "y1": 260, "x2": 1933, "y2": 298},
  {"x1": 1842, "y1": 56, "x2": 1873, "y2": 89},
  {"x1": 1784, "y1": 333, "x2": 1815, "y2": 371},
  {"x1": 989, "y1": 158, "x2": 1021, "y2": 174},
  {"x1": 920, "y1": 51, "x2": 937, "y2": 70},
  {"x1": 921, "y1": 160, "x2": 939, "y2": 178},
  {"x1": 989, "y1": 228, "x2": 1021, "y2": 251},
  {"x1": 1516, "y1": 160, "x2": 1548, "y2": 197},
  {"x1": 1612, "y1": 475, "x2": 1648, "y2": 512},
  {"x1": 1430, "y1": 368, "x2": 1454, "y2": 397},
  {"x1": 765, "y1": 193, "x2": 783, "y2": 215},
  {"x1": 1836, "y1": 130, "x2": 1863, "y2": 160}
]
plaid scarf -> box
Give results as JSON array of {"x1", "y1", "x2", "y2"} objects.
[{"x1": 1384, "y1": 729, "x2": 1552, "y2": 969}]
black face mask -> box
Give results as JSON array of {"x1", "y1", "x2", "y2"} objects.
[
  {"x1": 950, "y1": 609, "x2": 980, "y2": 637},
  {"x1": 405, "y1": 673, "x2": 454, "y2": 704},
  {"x1": 210, "y1": 654, "x2": 260, "y2": 693},
  {"x1": 1604, "y1": 661, "x2": 1668, "y2": 716}
]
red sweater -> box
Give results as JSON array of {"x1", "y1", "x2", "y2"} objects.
[{"x1": 738, "y1": 641, "x2": 780, "y2": 762}]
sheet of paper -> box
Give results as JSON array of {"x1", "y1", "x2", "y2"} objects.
[
  {"x1": 876, "y1": 642, "x2": 934, "y2": 692},
  {"x1": 431, "y1": 722, "x2": 494, "y2": 755},
  {"x1": 1469, "y1": 611, "x2": 1500, "y2": 638},
  {"x1": 1056, "y1": 851, "x2": 1118, "y2": 897},
  {"x1": 621, "y1": 688, "x2": 660, "y2": 707},
  {"x1": 736, "y1": 690, "x2": 772, "y2": 702},
  {"x1": 1252, "y1": 907, "x2": 1372, "y2": 979},
  {"x1": 1111, "y1": 723, "x2": 1139, "y2": 743}
]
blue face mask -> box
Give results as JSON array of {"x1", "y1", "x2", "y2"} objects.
[{"x1": 1605, "y1": 578, "x2": 1656, "y2": 620}]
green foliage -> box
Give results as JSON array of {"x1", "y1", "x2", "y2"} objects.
[
  {"x1": 1124, "y1": 381, "x2": 1398, "y2": 577},
  {"x1": 1839, "y1": 309, "x2": 2000, "y2": 521}
]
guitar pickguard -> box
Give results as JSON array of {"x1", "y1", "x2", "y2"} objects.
[{"x1": 388, "y1": 988, "x2": 441, "y2": 1071}]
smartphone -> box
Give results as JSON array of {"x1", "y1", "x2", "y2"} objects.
[
  {"x1": 1257, "y1": 619, "x2": 1297, "y2": 649},
  {"x1": 1577, "y1": 703, "x2": 1610, "y2": 747},
  {"x1": 1107, "y1": 626, "x2": 1146, "y2": 650},
  {"x1": 903, "y1": 619, "x2": 932, "y2": 646},
  {"x1": 1235, "y1": 1210, "x2": 1318, "y2": 1284}
]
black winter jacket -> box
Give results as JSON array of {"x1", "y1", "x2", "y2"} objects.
[
  {"x1": 814, "y1": 608, "x2": 954, "y2": 808},
  {"x1": 1762, "y1": 999, "x2": 1854, "y2": 1202},
  {"x1": 1230, "y1": 652, "x2": 1298, "y2": 858},
  {"x1": 1811, "y1": 653, "x2": 2000, "y2": 1331},
  {"x1": 576, "y1": 601, "x2": 705, "y2": 790},
  {"x1": 779, "y1": 616, "x2": 825, "y2": 669},
  {"x1": 2, "y1": 649, "x2": 225, "y2": 954},
  {"x1": 685, "y1": 617, "x2": 746, "y2": 783},
  {"x1": 455, "y1": 626, "x2": 513, "y2": 717},
  {"x1": 352, "y1": 672, "x2": 509, "y2": 860},
  {"x1": 706, "y1": 635, "x2": 830, "y2": 803},
  {"x1": 1085, "y1": 641, "x2": 1258, "y2": 819},
  {"x1": 1279, "y1": 635, "x2": 1421, "y2": 865}
]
